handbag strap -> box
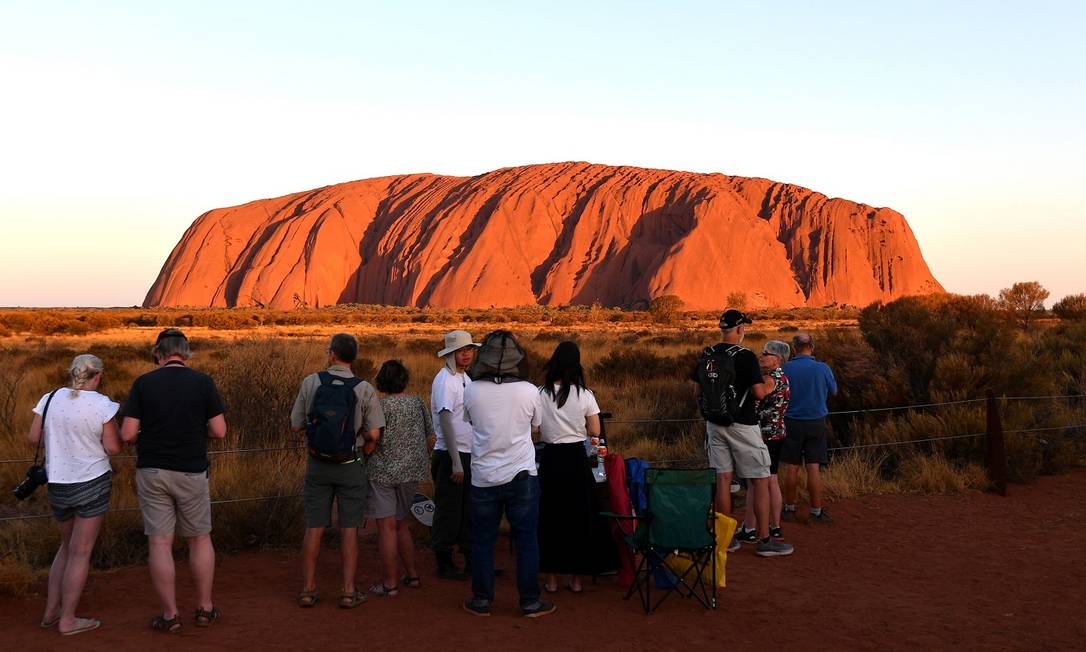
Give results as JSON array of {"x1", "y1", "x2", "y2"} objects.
[{"x1": 34, "y1": 388, "x2": 63, "y2": 467}]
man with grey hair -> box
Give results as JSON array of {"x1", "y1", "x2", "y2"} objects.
[
  {"x1": 690, "y1": 310, "x2": 793, "y2": 557},
  {"x1": 290, "y1": 333, "x2": 384, "y2": 609},
  {"x1": 121, "y1": 328, "x2": 227, "y2": 633},
  {"x1": 781, "y1": 332, "x2": 838, "y2": 524}
]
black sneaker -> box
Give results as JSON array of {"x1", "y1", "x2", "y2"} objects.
[
  {"x1": 463, "y1": 598, "x2": 491, "y2": 617},
  {"x1": 808, "y1": 510, "x2": 834, "y2": 524},
  {"x1": 781, "y1": 509, "x2": 797, "y2": 523},
  {"x1": 769, "y1": 526, "x2": 783, "y2": 539},
  {"x1": 735, "y1": 527, "x2": 759, "y2": 544},
  {"x1": 522, "y1": 600, "x2": 557, "y2": 618}
]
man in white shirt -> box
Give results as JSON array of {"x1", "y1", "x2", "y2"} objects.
[
  {"x1": 461, "y1": 331, "x2": 555, "y2": 619},
  {"x1": 430, "y1": 330, "x2": 480, "y2": 580}
]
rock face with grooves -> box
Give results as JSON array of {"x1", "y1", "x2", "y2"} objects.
[{"x1": 144, "y1": 162, "x2": 944, "y2": 309}]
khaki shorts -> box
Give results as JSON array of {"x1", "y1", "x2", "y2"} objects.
[
  {"x1": 707, "y1": 422, "x2": 771, "y2": 479},
  {"x1": 136, "y1": 467, "x2": 212, "y2": 538},
  {"x1": 304, "y1": 457, "x2": 368, "y2": 529},
  {"x1": 366, "y1": 480, "x2": 417, "y2": 520}
]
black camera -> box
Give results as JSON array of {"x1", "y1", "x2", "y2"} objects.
[{"x1": 13, "y1": 464, "x2": 48, "y2": 501}]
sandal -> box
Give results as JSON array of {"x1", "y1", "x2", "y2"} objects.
[
  {"x1": 338, "y1": 590, "x2": 367, "y2": 609},
  {"x1": 40, "y1": 616, "x2": 60, "y2": 628},
  {"x1": 401, "y1": 575, "x2": 422, "y2": 588},
  {"x1": 297, "y1": 590, "x2": 319, "y2": 608},
  {"x1": 150, "y1": 614, "x2": 182, "y2": 634},
  {"x1": 194, "y1": 606, "x2": 222, "y2": 627},
  {"x1": 369, "y1": 582, "x2": 399, "y2": 597}
]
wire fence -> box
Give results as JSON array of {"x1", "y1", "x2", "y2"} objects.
[{"x1": 1, "y1": 394, "x2": 1083, "y2": 523}]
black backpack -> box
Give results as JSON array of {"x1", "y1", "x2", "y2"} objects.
[
  {"x1": 306, "y1": 372, "x2": 362, "y2": 463},
  {"x1": 695, "y1": 345, "x2": 747, "y2": 426}
]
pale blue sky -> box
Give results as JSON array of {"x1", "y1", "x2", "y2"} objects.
[{"x1": 1, "y1": 1, "x2": 1083, "y2": 306}]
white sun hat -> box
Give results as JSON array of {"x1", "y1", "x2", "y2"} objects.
[{"x1": 436, "y1": 330, "x2": 481, "y2": 357}]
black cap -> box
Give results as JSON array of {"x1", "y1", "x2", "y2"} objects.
[
  {"x1": 719, "y1": 309, "x2": 753, "y2": 329},
  {"x1": 155, "y1": 328, "x2": 188, "y2": 344}
]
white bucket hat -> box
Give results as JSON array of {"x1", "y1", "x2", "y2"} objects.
[{"x1": 436, "y1": 330, "x2": 481, "y2": 357}]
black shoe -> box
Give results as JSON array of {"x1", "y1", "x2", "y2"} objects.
[
  {"x1": 463, "y1": 598, "x2": 491, "y2": 617},
  {"x1": 781, "y1": 509, "x2": 797, "y2": 523},
  {"x1": 522, "y1": 600, "x2": 557, "y2": 618},
  {"x1": 769, "y1": 526, "x2": 783, "y2": 539},
  {"x1": 735, "y1": 526, "x2": 758, "y2": 544},
  {"x1": 437, "y1": 552, "x2": 467, "y2": 581},
  {"x1": 808, "y1": 509, "x2": 834, "y2": 524}
]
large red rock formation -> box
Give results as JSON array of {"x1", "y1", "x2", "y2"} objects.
[{"x1": 144, "y1": 162, "x2": 944, "y2": 310}]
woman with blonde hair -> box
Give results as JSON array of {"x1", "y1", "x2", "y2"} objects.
[{"x1": 29, "y1": 354, "x2": 122, "y2": 636}]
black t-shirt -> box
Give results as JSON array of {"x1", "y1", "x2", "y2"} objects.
[
  {"x1": 689, "y1": 343, "x2": 764, "y2": 426},
  {"x1": 122, "y1": 363, "x2": 227, "y2": 472}
]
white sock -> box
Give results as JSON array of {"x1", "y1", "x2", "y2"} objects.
[{"x1": 810, "y1": 507, "x2": 822, "y2": 516}]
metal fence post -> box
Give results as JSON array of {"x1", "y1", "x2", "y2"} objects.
[{"x1": 985, "y1": 390, "x2": 1008, "y2": 496}]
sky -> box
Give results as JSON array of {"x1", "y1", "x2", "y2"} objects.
[{"x1": 0, "y1": 1, "x2": 1083, "y2": 307}]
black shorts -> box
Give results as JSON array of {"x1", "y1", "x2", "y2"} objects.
[
  {"x1": 781, "y1": 417, "x2": 830, "y2": 466},
  {"x1": 765, "y1": 438, "x2": 784, "y2": 475}
]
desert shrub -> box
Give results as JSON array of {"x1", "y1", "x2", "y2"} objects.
[
  {"x1": 726, "y1": 291, "x2": 748, "y2": 312},
  {"x1": 998, "y1": 281, "x2": 1049, "y2": 328},
  {"x1": 1052, "y1": 293, "x2": 1086, "y2": 321},
  {"x1": 649, "y1": 295, "x2": 685, "y2": 324},
  {"x1": 591, "y1": 347, "x2": 695, "y2": 384}
]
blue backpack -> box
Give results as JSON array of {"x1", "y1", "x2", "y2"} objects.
[
  {"x1": 306, "y1": 372, "x2": 362, "y2": 463},
  {"x1": 624, "y1": 457, "x2": 649, "y2": 515}
]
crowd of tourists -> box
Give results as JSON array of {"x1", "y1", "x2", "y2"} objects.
[{"x1": 22, "y1": 309, "x2": 837, "y2": 635}]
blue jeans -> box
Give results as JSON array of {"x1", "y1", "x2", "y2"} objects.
[{"x1": 470, "y1": 473, "x2": 541, "y2": 607}]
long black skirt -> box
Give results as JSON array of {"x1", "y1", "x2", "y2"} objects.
[{"x1": 538, "y1": 442, "x2": 618, "y2": 575}]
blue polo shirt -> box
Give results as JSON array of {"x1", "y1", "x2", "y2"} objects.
[{"x1": 782, "y1": 355, "x2": 837, "y2": 420}]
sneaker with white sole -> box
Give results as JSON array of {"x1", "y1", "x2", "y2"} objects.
[
  {"x1": 727, "y1": 535, "x2": 741, "y2": 553},
  {"x1": 808, "y1": 510, "x2": 834, "y2": 524},
  {"x1": 735, "y1": 527, "x2": 758, "y2": 544},
  {"x1": 755, "y1": 539, "x2": 794, "y2": 557},
  {"x1": 522, "y1": 601, "x2": 557, "y2": 618},
  {"x1": 769, "y1": 526, "x2": 783, "y2": 539}
]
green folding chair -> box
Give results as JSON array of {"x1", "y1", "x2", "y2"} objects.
[{"x1": 612, "y1": 467, "x2": 717, "y2": 613}]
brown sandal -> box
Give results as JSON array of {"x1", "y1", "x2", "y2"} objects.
[
  {"x1": 338, "y1": 590, "x2": 367, "y2": 609},
  {"x1": 297, "y1": 590, "x2": 319, "y2": 608},
  {"x1": 150, "y1": 614, "x2": 182, "y2": 634},
  {"x1": 194, "y1": 606, "x2": 222, "y2": 627}
]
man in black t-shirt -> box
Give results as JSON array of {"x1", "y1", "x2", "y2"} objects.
[
  {"x1": 121, "y1": 329, "x2": 227, "y2": 632},
  {"x1": 690, "y1": 310, "x2": 794, "y2": 557}
]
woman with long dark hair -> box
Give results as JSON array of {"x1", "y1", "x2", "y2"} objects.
[{"x1": 536, "y1": 341, "x2": 607, "y2": 593}]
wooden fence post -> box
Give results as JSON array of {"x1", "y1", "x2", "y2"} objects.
[{"x1": 985, "y1": 390, "x2": 1008, "y2": 496}]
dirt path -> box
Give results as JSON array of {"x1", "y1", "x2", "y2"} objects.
[{"x1": 4, "y1": 472, "x2": 1084, "y2": 651}]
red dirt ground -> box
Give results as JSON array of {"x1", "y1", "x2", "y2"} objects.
[{"x1": 4, "y1": 471, "x2": 1085, "y2": 651}]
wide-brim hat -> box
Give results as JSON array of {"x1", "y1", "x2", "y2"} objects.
[
  {"x1": 437, "y1": 330, "x2": 481, "y2": 358},
  {"x1": 471, "y1": 330, "x2": 526, "y2": 378}
]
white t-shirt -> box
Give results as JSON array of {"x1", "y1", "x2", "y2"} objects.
[
  {"x1": 463, "y1": 380, "x2": 541, "y2": 487},
  {"x1": 538, "y1": 384, "x2": 601, "y2": 445},
  {"x1": 431, "y1": 367, "x2": 473, "y2": 454},
  {"x1": 33, "y1": 388, "x2": 118, "y2": 484}
]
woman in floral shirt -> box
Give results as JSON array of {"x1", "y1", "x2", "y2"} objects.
[
  {"x1": 366, "y1": 360, "x2": 433, "y2": 596},
  {"x1": 739, "y1": 340, "x2": 791, "y2": 541}
]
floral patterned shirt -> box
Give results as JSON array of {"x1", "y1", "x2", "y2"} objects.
[
  {"x1": 756, "y1": 368, "x2": 790, "y2": 442},
  {"x1": 368, "y1": 394, "x2": 433, "y2": 485}
]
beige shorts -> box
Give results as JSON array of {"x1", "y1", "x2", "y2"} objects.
[
  {"x1": 366, "y1": 480, "x2": 417, "y2": 520},
  {"x1": 707, "y1": 422, "x2": 771, "y2": 479},
  {"x1": 136, "y1": 467, "x2": 212, "y2": 538}
]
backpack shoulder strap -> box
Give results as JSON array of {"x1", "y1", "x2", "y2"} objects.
[{"x1": 724, "y1": 344, "x2": 744, "y2": 357}]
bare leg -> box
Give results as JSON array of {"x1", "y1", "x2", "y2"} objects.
[
  {"x1": 186, "y1": 534, "x2": 216, "y2": 611},
  {"x1": 395, "y1": 519, "x2": 417, "y2": 580},
  {"x1": 750, "y1": 477, "x2": 771, "y2": 540},
  {"x1": 340, "y1": 527, "x2": 358, "y2": 593},
  {"x1": 544, "y1": 573, "x2": 558, "y2": 592},
  {"x1": 783, "y1": 464, "x2": 799, "y2": 506},
  {"x1": 806, "y1": 463, "x2": 822, "y2": 509},
  {"x1": 376, "y1": 517, "x2": 398, "y2": 588},
  {"x1": 715, "y1": 471, "x2": 733, "y2": 516},
  {"x1": 769, "y1": 473, "x2": 783, "y2": 527},
  {"x1": 742, "y1": 482, "x2": 756, "y2": 531},
  {"x1": 301, "y1": 527, "x2": 324, "y2": 592},
  {"x1": 57, "y1": 515, "x2": 104, "y2": 632},
  {"x1": 147, "y1": 534, "x2": 178, "y2": 618},
  {"x1": 43, "y1": 519, "x2": 75, "y2": 624}
]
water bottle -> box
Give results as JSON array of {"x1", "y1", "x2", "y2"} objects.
[{"x1": 586, "y1": 435, "x2": 607, "y2": 483}]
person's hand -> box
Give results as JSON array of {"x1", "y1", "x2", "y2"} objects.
[
  {"x1": 362, "y1": 441, "x2": 377, "y2": 456},
  {"x1": 451, "y1": 472, "x2": 465, "y2": 484}
]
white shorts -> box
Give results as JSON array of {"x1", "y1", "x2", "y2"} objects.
[{"x1": 707, "y1": 422, "x2": 771, "y2": 479}]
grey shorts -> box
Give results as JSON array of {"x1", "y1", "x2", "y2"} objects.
[
  {"x1": 136, "y1": 467, "x2": 212, "y2": 538},
  {"x1": 304, "y1": 457, "x2": 368, "y2": 529},
  {"x1": 707, "y1": 422, "x2": 771, "y2": 479},
  {"x1": 48, "y1": 471, "x2": 112, "y2": 521},
  {"x1": 366, "y1": 480, "x2": 418, "y2": 520}
]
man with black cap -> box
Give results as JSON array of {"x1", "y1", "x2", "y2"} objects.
[
  {"x1": 121, "y1": 329, "x2": 228, "y2": 632},
  {"x1": 691, "y1": 310, "x2": 794, "y2": 557},
  {"x1": 460, "y1": 330, "x2": 555, "y2": 618}
]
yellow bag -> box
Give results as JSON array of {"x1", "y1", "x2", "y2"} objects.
[{"x1": 665, "y1": 512, "x2": 736, "y2": 589}]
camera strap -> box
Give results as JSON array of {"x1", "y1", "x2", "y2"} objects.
[{"x1": 33, "y1": 388, "x2": 63, "y2": 467}]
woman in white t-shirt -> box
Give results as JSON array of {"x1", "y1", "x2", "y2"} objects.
[
  {"x1": 536, "y1": 341, "x2": 608, "y2": 594},
  {"x1": 28, "y1": 354, "x2": 122, "y2": 636}
]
